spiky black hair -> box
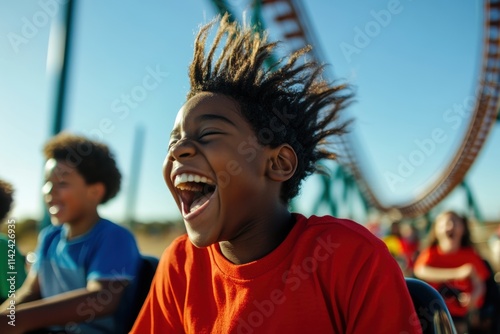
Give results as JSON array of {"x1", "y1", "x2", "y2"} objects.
[{"x1": 188, "y1": 14, "x2": 353, "y2": 203}]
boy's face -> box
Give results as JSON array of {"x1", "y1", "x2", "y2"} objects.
[
  {"x1": 42, "y1": 159, "x2": 100, "y2": 226},
  {"x1": 164, "y1": 92, "x2": 274, "y2": 247}
]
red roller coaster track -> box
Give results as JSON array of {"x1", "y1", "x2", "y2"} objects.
[{"x1": 258, "y1": 0, "x2": 500, "y2": 218}]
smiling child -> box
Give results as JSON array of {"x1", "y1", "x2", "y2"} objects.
[
  {"x1": 131, "y1": 14, "x2": 422, "y2": 333},
  {"x1": 0, "y1": 133, "x2": 141, "y2": 334}
]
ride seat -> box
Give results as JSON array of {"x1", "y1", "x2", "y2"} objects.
[
  {"x1": 405, "y1": 277, "x2": 457, "y2": 334},
  {"x1": 124, "y1": 254, "x2": 159, "y2": 332}
]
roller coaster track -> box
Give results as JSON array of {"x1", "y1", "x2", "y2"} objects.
[{"x1": 254, "y1": 0, "x2": 500, "y2": 218}]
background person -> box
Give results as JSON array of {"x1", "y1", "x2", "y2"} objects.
[
  {"x1": 0, "y1": 133, "x2": 141, "y2": 334},
  {"x1": 414, "y1": 211, "x2": 490, "y2": 333}
]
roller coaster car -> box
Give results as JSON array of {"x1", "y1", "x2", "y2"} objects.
[{"x1": 405, "y1": 278, "x2": 457, "y2": 334}]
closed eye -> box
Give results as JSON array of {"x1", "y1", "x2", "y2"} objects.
[
  {"x1": 198, "y1": 131, "x2": 224, "y2": 141},
  {"x1": 168, "y1": 139, "x2": 179, "y2": 151},
  {"x1": 55, "y1": 181, "x2": 69, "y2": 188}
]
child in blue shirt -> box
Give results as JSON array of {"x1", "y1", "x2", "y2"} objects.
[{"x1": 0, "y1": 133, "x2": 141, "y2": 334}]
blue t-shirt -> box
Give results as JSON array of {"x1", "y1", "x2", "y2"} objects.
[{"x1": 32, "y1": 218, "x2": 141, "y2": 333}]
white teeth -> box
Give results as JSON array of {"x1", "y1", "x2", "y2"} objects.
[
  {"x1": 174, "y1": 173, "x2": 214, "y2": 187},
  {"x1": 178, "y1": 174, "x2": 188, "y2": 184}
]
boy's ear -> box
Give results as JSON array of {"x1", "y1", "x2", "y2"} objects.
[
  {"x1": 88, "y1": 182, "x2": 106, "y2": 203},
  {"x1": 267, "y1": 144, "x2": 297, "y2": 182}
]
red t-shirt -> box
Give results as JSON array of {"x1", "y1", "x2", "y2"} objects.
[
  {"x1": 131, "y1": 214, "x2": 422, "y2": 333},
  {"x1": 414, "y1": 246, "x2": 490, "y2": 317}
]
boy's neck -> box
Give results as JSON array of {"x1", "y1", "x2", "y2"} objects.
[
  {"x1": 219, "y1": 208, "x2": 294, "y2": 265},
  {"x1": 66, "y1": 211, "x2": 101, "y2": 240}
]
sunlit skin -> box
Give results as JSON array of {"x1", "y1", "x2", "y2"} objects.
[
  {"x1": 163, "y1": 92, "x2": 297, "y2": 264},
  {"x1": 42, "y1": 158, "x2": 104, "y2": 239}
]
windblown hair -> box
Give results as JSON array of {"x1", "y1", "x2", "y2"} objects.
[
  {"x1": 188, "y1": 14, "x2": 353, "y2": 203},
  {"x1": 0, "y1": 179, "x2": 14, "y2": 221},
  {"x1": 43, "y1": 132, "x2": 121, "y2": 204}
]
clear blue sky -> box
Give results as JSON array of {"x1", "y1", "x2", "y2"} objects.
[{"x1": 1, "y1": 0, "x2": 498, "y2": 223}]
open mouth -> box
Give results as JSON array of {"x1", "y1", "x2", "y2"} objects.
[{"x1": 174, "y1": 173, "x2": 216, "y2": 215}]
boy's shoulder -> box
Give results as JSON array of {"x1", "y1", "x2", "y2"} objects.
[
  {"x1": 90, "y1": 218, "x2": 138, "y2": 244},
  {"x1": 38, "y1": 218, "x2": 135, "y2": 243},
  {"x1": 287, "y1": 214, "x2": 393, "y2": 264},
  {"x1": 297, "y1": 213, "x2": 386, "y2": 248}
]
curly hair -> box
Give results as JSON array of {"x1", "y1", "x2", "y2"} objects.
[
  {"x1": 43, "y1": 132, "x2": 121, "y2": 204},
  {"x1": 0, "y1": 179, "x2": 14, "y2": 221},
  {"x1": 188, "y1": 14, "x2": 353, "y2": 203}
]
